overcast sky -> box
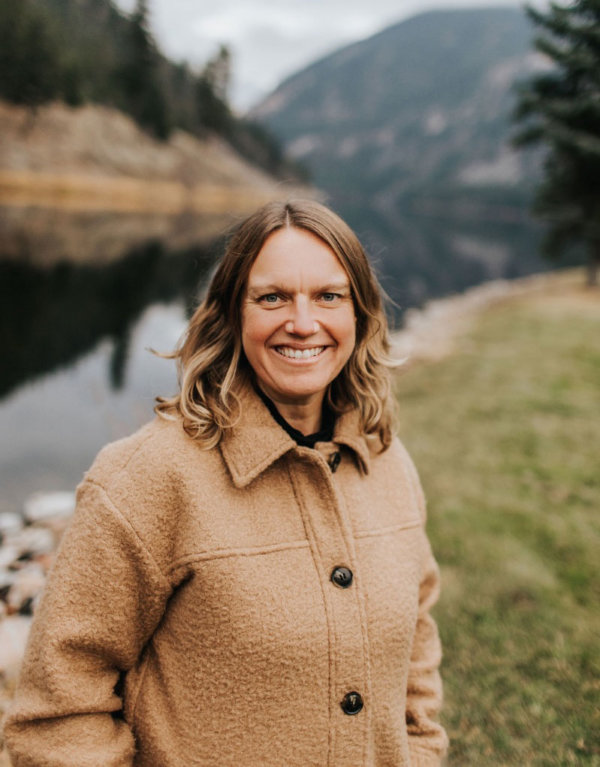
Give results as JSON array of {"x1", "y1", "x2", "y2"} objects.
[{"x1": 114, "y1": 0, "x2": 524, "y2": 111}]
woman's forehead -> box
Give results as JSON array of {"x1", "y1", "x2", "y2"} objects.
[{"x1": 247, "y1": 227, "x2": 349, "y2": 287}]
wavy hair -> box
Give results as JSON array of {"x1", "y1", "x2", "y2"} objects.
[{"x1": 155, "y1": 199, "x2": 398, "y2": 450}]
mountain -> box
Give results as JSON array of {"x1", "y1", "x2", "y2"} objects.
[{"x1": 252, "y1": 8, "x2": 553, "y2": 311}]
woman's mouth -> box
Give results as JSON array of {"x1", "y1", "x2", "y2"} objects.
[{"x1": 274, "y1": 346, "x2": 325, "y2": 360}]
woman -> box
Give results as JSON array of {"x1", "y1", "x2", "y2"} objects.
[{"x1": 4, "y1": 200, "x2": 448, "y2": 766}]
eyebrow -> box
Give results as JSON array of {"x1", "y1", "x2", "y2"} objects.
[{"x1": 247, "y1": 281, "x2": 351, "y2": 296}]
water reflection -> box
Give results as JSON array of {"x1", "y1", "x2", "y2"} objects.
[
  {"x1": 0, "y1": 206, "x2": 225, "y2": 514},
  {"x1": 0, "y1": 201, "x2": 550, "y2": 516},
  {"x1": 340, "y1": 206, "x2": 549, "y2": 316},
  {"x1": 0, "y1": 205, "x2": 234, "y2": 267},
  {"x1": 0, "y1": 304, "x2": 187, "y2": 515},
  {"x1": 0, "y1": 232, "x2": 217, "y2": 400}
]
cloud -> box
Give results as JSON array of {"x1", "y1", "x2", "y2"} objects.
[
  {"x1": 195, "y1": 2, "x2": 384, "y2": 44},
  {"x1": 114, "y1": 0, "x2": 522, "y2": 108}
]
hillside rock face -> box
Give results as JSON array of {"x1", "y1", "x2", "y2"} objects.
[
  {"x1": 0, "y1": 100, "x2": 312, "y2": 264},
  {"x1": 253, "y1": 8, "x2": 551, "y2": 308},
  {"x1": 0, "y1": 100, "x2": 282, "y2": 192}
]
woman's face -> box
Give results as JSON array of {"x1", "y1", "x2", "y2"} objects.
[{"x1": 241, "y1": 226, "x2": 356, "y2": 407}]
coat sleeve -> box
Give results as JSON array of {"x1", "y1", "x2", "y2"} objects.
[
  {"x1": 2, "y1": 478, "x2": 173, "y2": 767},
  {"x1": 401, "y1": 448, "x2": 449, "y2": 766}
]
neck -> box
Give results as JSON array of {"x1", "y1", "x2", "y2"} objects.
[{"x1": 257, "y1": 384, "x2": 324, "y2": 436}]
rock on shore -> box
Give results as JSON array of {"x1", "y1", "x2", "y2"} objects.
[{"x1": 0, "y1": 491, "x2": 74, "y2": 721}]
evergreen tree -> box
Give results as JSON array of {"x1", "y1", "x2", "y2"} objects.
[
  {"x1": 514, "y1": 0, "x2": 600, "y2": 285},
  {"x1": 195, "y1": 45, "x2": 234, "y2": 135},
  {"x1": 165, "y1": 61, "x2": 199, "y2": 134},
  {"x1": 0, "y1": 0, "x2": 63, "y2": 106},
  {"x1": 115, "y1": 0, "x2": 171, "y2": 139}
]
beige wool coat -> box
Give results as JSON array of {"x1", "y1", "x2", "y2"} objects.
[{"x1": 4, "y1": 384, "x2": 448, "y2": 767}]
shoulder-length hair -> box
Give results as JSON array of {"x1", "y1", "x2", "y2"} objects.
[{"x1": 155, "y1": 199, "x2": 397, "y2": 450}]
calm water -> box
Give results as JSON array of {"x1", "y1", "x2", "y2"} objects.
[
  {"x1": 0, "y1": 206, "x2": 221, "y2": 514},
  {"x1": 0, "y1": 203, "x2": 549, "y2": 514}
]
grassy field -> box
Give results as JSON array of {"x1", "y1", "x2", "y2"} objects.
[{"x1": 395, "y1": 278, "x2": 600, "y2": 765}]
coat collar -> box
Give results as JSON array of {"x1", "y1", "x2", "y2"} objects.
[{"x1": 219, "y1": 384, "x2": 373, "y2": 488}]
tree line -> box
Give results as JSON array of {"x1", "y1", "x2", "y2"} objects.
[
  {"x1": 514, "y1": 0, "x2": 600, "y2": 285},
  {"x1": 0, "y1": 0, "x2": 307, "y2": 181}
]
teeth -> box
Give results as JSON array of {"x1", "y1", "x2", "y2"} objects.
[{"x1": 276, "y1": 346, "x2": 324, "y2": 359}]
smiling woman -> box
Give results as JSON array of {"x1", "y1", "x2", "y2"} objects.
[
  {"x1": 242, "y1": 226, "x2": 357, "y2": 433},
  {"x1": 3, "y1": 200, "x2": 448, "y2": 767},
  {"x1": 154, "y1": 199, "x2": 396, "y2": 450}
]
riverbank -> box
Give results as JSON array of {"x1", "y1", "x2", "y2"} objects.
[
  {"x1": 0, "y1": 168, "x2": 278, "y2": 214},
  {"x1": 390, "y1": 267, "x2": 587, "y2": 366}
]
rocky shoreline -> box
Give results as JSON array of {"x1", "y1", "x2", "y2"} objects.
[
  {"x1": 390, "y1": 268, "x2": 579, "y2": 365},
  {"x1": 0, "y1": 493, "x2": 75, "y2": 721}
]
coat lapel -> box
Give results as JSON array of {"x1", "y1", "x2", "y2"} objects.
[
  {"x1": 219, "y1": 384, "x2": 373, "y2": 487},
  {"x1": 219, "y1": 385, "x2": 295, "y2": 488},
  {"x1": 332, "y1": 409, "x2": 372, "y2": 475}
]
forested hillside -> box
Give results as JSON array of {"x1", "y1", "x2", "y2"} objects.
[
  {"x1": 0, "y1": 0, "x2": 304, "y2": 181},
  {"x1": 255, "y1": 7, "x2": 542, "y2": 203}
]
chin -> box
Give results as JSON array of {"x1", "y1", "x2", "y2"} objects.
[
  {"x1": 271, "y1": 378, "x2": 330, "y2": 402},
  {"x1": 281, "y1": 386, "x2": 326, "y2": 401}
]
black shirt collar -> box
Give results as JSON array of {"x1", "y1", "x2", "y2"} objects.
[{"x1": 254, "y1": 384, "x2": 335, "y2": 449}]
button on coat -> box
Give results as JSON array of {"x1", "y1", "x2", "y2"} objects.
[
  {"x1": 341, "y1": 691, "x2": 364, "y2": 715},
  {"x1": 331, "y1": 566, "x2": 353, "y2": 588},
  {"x1": 328, "y1": 450, "x2": 342, "y2": 472}
]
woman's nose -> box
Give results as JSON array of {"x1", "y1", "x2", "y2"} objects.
[{"x1": 285, "y1": 299, "x2": 319, "y2": 336}]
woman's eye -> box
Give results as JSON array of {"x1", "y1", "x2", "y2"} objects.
[
  {"x1": 321, "y1": 292, "x2": 339, "y2": 302},
  {"x1": 260, "y1": 293, "x2": 280, "y2": 304}
]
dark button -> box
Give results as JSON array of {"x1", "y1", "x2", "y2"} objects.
[
  {"x1": 341, "y1": 691, "x2": 363, "y2": 715},
  {"x1": 331, "y1": 566, "x2": 353, "y2": 588},
  {"x1": 328, "y1": 451, "x2": 341, "y2": 473}
]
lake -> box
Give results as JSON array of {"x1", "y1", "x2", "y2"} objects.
[{"x1": 0, "y1": 202, "x2": 549, "y2": 515}]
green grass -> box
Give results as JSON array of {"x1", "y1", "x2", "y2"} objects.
[{"x1": 395, "y1": 286, "x2": 600, "y2": 766}]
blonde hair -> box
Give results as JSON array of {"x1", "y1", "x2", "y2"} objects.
[{"x1": 155, "y1": 199, "x2": 398, "y2": 450}]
